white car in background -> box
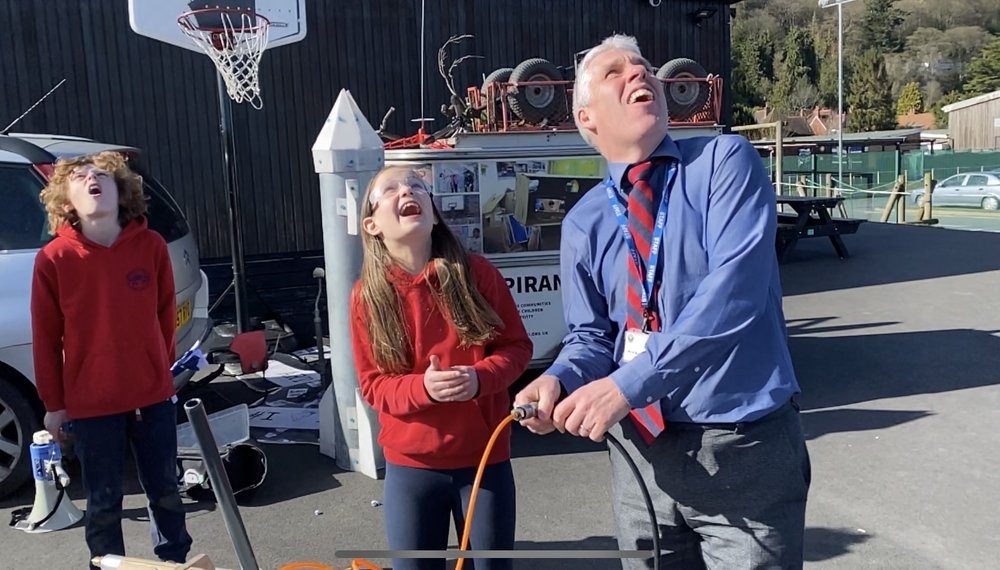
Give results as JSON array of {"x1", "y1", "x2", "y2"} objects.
[
  {"x1": 911, "y1": 172, "x2": 1000, "y2": 211},
  {"x1": 0, "y1": 133, "x2": 211, "y2": 497}
]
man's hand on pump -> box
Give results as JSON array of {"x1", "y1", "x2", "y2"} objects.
[
  {"x1": 513, "y1": 375, "x2": 562, "y2": 434},
  {"x1": 515, "y1": 375, "x2": 631, "y2": 442},
  {"x1": 553, "y1": 377, "x2": 630, "y2": 442}
]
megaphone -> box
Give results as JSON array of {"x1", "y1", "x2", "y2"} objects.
[{"x1": 10, "y1": 430, "x2": 83, "y2": 533}]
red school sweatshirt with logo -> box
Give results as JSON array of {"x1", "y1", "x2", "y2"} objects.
[
  {"x1": 31, "y1": 218, "x2": 177, "y2": 420},
  {"x1": 350, "y1": 254, "x2": 533, "y2": 469}
]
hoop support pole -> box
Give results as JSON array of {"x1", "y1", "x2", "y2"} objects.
[{"x1": 217, "y1": 74, "x2": 250, "y2": 333}]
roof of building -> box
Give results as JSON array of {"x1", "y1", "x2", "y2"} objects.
[
  {"x1": 920, "y1": 129, "x2": 950, "y2": 140},
  {"x1": 751, "y1": 128, "x2": 924, "y2": 147},
  {"x1": 897, "y1": 112, "x2": 936, "y2": 130},
  {"x1": 941, "y1": 90, "x2": 1000, "y2": 114}
]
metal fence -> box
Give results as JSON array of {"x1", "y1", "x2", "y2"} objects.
[{"x1": 762, "y1": 150, "x2": 1000, "y2": 233}]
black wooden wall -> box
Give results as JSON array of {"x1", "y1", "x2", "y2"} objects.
[{"x1": 1, "y1": 0, "x2": 735, "y2": 260}]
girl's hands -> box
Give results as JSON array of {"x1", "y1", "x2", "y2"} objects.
[
  {"x1": 424, "y1": 355, "x2": 479, "y2": 402},
  {"x1": 447, "y1": 365, "x2": 479, "y2": 402}
]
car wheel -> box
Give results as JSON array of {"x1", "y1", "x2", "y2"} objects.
[
  {"x1": 0, "y1": 377, "x2": 41, "y2": 498},
  {"x1": 982, "y1": 196, "x2": 999, "y2": 211},
  {"x1": 913, "y1": 193, "x2": 925, "y2": 207}
]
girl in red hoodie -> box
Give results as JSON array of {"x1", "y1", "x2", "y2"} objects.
[
  {"x1": 31, "y1": 152, "x2": 192, "y2": 568},
  {"x1": 350, "y1": 165, "x2": 532, "y2": 570}
]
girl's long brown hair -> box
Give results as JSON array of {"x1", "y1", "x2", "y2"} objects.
[
  {"x1": 358, "y1": 165, "x2": 503, "y2": 373},
  {"x1": 39, "y1": 151, "x2": 147, "y2": 235}
]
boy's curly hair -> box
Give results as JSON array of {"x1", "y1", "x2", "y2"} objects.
[{"x1": 39, "y1": 151, "x2": 147, "y2": 235}]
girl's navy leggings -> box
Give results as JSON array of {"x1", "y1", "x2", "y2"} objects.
[{"x1": 383, "y1": 460, "x2": 516, "y2": 570}]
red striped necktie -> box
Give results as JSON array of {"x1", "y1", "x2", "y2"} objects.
[{"x1": 624, "y1": 158, "x2": 667, "y2": 445}]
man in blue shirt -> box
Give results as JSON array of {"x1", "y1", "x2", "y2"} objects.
[{"x1": 514, "y1": 34, "x2": 811, "y2": 568}]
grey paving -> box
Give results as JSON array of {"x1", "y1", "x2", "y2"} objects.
[{"x1": 3, "y1": 222, "x2": 999, "y2": 569}]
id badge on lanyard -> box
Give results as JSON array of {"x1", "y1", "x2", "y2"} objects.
[
  {"x1": 604, "y1": 162, "x2": 677, "y2": 361},
  {"x1": 622, "y1": 329, "x2": 650, "y2": 363}
]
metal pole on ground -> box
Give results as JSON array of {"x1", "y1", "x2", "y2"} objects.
[
  {"x1": 819, "y1": 0, "x2": 857, "y2": 192},
  {"x1": 837, "y1": 1, "x2": 844, "y2": 190},
  {"x1": 312, "y1": 89, "x2": 385, "y2": 478},
  {"x1": 184, "y1": 398, "x2": 259, "y2": 570}
]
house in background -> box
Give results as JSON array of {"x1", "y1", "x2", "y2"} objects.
[
  {"x1": 753, "y1": 106, "x2": 844, "y2": 137},
  {"x1": 897, "y1": 111, "x2": 936, "y2": 131}
]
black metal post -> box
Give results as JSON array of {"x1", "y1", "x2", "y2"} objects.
[
  {"x1": 183, "y1": 398, "x2": 259, "y2": 570},
  {"x1": 312, "y1": 267, "x2": 327, "y2": 382},
  {"x1": 217, "y1": 75, "x2": 250, "y2": 333}
]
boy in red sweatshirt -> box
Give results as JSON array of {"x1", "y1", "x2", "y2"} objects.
[{"x1": 31, "y1": 151, "x2": 192, "y2": 567}]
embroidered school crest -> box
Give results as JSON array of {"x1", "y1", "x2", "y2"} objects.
[{"x1": 127, "y1": 268, "x2": 151, "y2": 290}]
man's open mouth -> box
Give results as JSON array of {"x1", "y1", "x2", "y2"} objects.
[
  {"x1": 628, "y1": 88, "x2": 654, "y2": 104},
  {"x1": 88, "y1": 184, "x2": 102, "y2": 196}
]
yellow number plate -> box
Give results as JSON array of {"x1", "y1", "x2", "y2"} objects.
[{"x1": 176, "y1": 299, "x2": 193, "y2": 330}]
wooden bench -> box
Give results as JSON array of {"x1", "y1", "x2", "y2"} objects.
[{"x1": 775, "y1": 195, "x2": 865, "y2": 262}]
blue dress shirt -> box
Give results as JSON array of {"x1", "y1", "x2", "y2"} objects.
[{"x1": 543, "y1": 133, "x2": 800, "y2": 424}]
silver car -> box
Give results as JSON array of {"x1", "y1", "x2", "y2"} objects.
[
  {"x1": 912, "y1": 172, "x2": 1000, "y2": 211},
  {"x1": 0, "y1": 133, "x2": 211, "y2": 497}
]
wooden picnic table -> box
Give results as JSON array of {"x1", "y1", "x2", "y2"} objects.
[{"x1": 775, "y1": 195, "x2": 864, "y2": 262}]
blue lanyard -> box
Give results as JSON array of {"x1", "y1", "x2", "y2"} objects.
[{"x1": 604, "y1": 162, "x2": 677, "y2": 328}]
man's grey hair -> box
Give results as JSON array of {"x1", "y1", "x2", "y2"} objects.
[{"x1": 573, "y1": 34, "x2": 643, "y2": 146}]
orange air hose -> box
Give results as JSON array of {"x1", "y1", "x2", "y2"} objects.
[
  {"x1": 293, "y1": 403, "x2": 667, "y2": 570},
  {"x1": 345, "y1": 407, "x2": 528, "y2": 570},
  {"x1": 454, "y1": 413, "x2": 516, "y2": 570}
]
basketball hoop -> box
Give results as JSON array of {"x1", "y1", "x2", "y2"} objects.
[{"x1": 178, "y1": 8, "x2": 270, "y2": 109}]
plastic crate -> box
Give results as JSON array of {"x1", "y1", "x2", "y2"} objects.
[{"x1": 176, "y1": 403, "x2": 250, "y2": 453}]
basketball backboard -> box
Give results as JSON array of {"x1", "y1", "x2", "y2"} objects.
[{"x1": 128, "y1": 0, "x2": 306, "y2": 53}]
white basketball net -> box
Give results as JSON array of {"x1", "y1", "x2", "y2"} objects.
[{"x1": 178, "y1": 10, "x2": 270, "y2": 110}]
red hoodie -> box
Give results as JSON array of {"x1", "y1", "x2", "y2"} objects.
[
  {"x1": 31, "y1": 218, "x2": 177, "y2": 419},
  {"x1": 350, "y1": 254, "x2": 532, "y2": 469}
]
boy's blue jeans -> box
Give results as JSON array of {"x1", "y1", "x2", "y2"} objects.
[{"x1": 73, "y1": 400, "x2": 192, "y2": 568}]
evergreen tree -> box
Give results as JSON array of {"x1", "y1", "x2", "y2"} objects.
[
  {"x1": 847, "y1": 49, "x2": 898, "y2": 131},
  {"x1": 963, "y1": 35, "x2": 1000, "y2": 96},
  {"x1": 809, "y1": 19, "x2": 837, "y2": 108},
  {"x1": 861, "y1": 0, "x2": 905, "y2": 54},
  {"x1": 732, "y1": 27, "x2": 775, "y2": 110},
  {"x1": 932, "y1": 91, "x2": 966, "y2": 128},
  {"x1": 732, "y1": 103, "x2": 758, "y2": 128},
  {"x1": 770, "y1": 28, "x2": 818, "y2": 113},
  {"x1": 896, "y1": 82, "x2": 924, "y2": 115}
]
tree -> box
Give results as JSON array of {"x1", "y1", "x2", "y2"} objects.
[
  {"x1": 732, "y1": 23, "x2": 776, "y2": 110},
  {"x1": 884, "y1": 27, "x2": 992, "y2": 105},
  {"x1": 847, "y1": 49, "x2": 898, "y2": 131},
  {"x1": 964, "y1": 35, "x2": 1000, "y2": 96},
  {"x1": 810, "y1": 18, "x2": 840, "y2": 108},
  {"x1": 770, "y1": 28, "x2": 817, "y2": 113},
  {"x1": 861, "y1": 0, "x2": 905, "y2": 54},
  {"x1": 898, "y1": 0, "x2": 1000, "y2": 37},
  {"x1": 732, "y1": 103, "x2": 758, "y2": 128},
  {"x1": 788, "y1": 77, "x2": 821, "y2": 112},
  {"x1": 896, "y1": 82, "x2": 924, "y2": 115},
  {"x1": 932, "y1": 91, "x2": 965, "y2": 128}
]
